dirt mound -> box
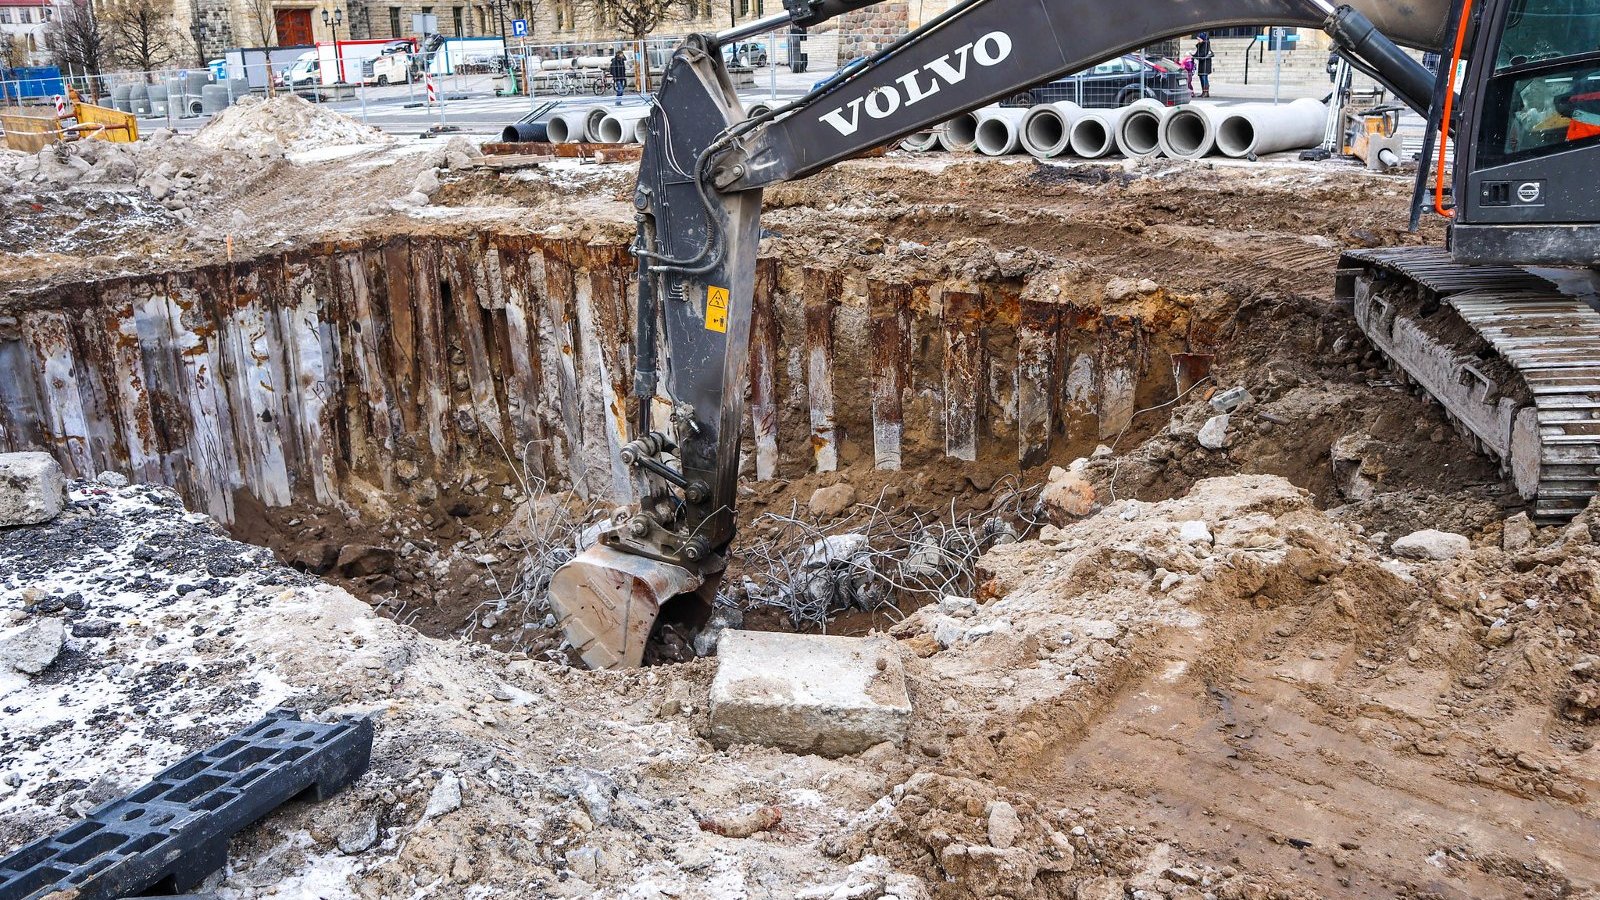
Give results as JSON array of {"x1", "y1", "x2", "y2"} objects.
[{"x1": 193, "y1": 94, "x2": 394, "y2": 155}]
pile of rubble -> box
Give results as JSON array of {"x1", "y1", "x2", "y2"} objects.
[
  {"x1": 3, "y1": 432, "x2": 1595, "y2": 897},
  {"x1": 192, "y1": 94, "x2": 395, "y2": 155}
]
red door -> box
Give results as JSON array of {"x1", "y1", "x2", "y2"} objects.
[{"x1": 275, "y1": 8, "x2": 313, "y2": 45}]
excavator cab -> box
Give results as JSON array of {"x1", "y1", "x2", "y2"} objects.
[{"x1": 1451, "y1": 0, "x2": 1600, "y2": 262}]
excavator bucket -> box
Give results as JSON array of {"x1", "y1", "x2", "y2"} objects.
[{"x1": 548, "y1": 544, "x2": 707, "y2": 669}]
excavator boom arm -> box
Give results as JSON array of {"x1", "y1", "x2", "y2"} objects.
[{"x1": 549, "y1": 0, "x2": 1446, "y2": 669}]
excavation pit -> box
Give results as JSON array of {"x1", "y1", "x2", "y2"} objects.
[{"x1": 0, "y1": 223, "x2": 1218, "y2": 654}]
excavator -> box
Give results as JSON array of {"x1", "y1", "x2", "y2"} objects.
[{"x1": 548, "y1": 0, "x2": 1600, "y2": 668}]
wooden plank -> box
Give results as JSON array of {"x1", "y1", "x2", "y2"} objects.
[
  {"x1": 803, "y1": 268, "x2": 840, "y2": 473},
  {"x1": 1017, "y1": 297, "x2": 1060, "y2": 467},
  {"x1": 748, "y1": 258, "x2": 780, "y2": 481},
  {"x1": 868, "y1": 280, "x2": 911, "y2": 471},
  {"x1": 942, "y1": 289, "x2": 983, "y2": 462}
]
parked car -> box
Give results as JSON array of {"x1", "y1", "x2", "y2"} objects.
[
  {"x1": 1001, "y1": 53, "x2": 1192, "y2": 108},
  {"x1": 723, "y1": 42, "x2": 768, "y2": 69}
]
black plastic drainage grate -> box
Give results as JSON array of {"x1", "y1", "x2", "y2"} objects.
[{"x1": 0, "y1": 708, "x2": 374, "y2": 900}]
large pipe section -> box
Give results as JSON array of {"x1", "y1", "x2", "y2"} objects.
[
  {"x1": 1069, "y1": 106, "x2": 1133, "y2": 159},
  {"x1": 937, "y1": 108, "x2": 983, "y2": 152},
  {"x1": 1158, "y1": 103, "x2": 1229, "y2": 159},
  {"x1": 901, "y1": 129, "x2": 941, "y2": 151},
  {"x1": 583, "y1": 106, "x2": 611, "y2": 142},
  {"x1": 1115, "y1": 98, "x2": 1172, "y2": 158},
  {"x1": 546, "y1": 108, "x2": 593, "y2": 143},
  {"x1": 973, "y1": 107, "x2": 1030, "y2": 156},
  {"x1": 1214, "y1": 99, "x2": 1327, "y2": 158},
  {"x1": 597, "y1": 106, "x2": 653, "y2": 143},
  {"x1": 1018, "y1": 101, "x2": 1081, "y2": 158}
]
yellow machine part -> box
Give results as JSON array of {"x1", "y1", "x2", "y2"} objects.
[{"x1": 72, "y1": 102, "x2": 139, "y2": 143}]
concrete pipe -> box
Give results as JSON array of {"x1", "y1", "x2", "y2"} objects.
[
  {"x1": 1018, "y1": 101, "x2": 1081, "y2": 158},
  {"x1": 1068, "y1": 106, "x2": 1132, "y2": 159},
  {"x1": 547, "y1": 107, "x2": 594, "y2": 143},
  {"x1": 201, "y1": 84, "x2": 230, "y2": 114},
  {"x1": 901, "y1": 129, "x2": 941, "y2": 152},
  {"x1": 634, "y1": 117, "x2": 651, "y2": 143},
  {"x1": 745, "y1": 101, "x2": 773, "y2": 119},
  {"x1": 1115, "y1": 98, "x2": 1172, "y2": 158},
  {"x1": 540, "y1": 56, "x2": 610, "y2": 70},
  {"x1": 1158, "y1": 104, "x2": 1228, "y2": 160},
  {"x1": 1214, "y1": 98, "x2": 1327, "y2": 158},
  {"x1": 937, "y1": 108, "x2": 982, "y2": 152},
  {"x1": 186, "y1": 97, "x2": 205, "y2": 118},
  {"x1": 597, "y1": 106, "x2": 652, "y2": 143},
  {"x1": 973, "y1": 106, "x2": 1030, "y2": 156},
  {"x1": 583, "y1": 106, "x2": 611, "y2": 142}
]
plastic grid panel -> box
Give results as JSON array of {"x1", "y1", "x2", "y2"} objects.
[{"x1": 0, "y1": 709, "x2": 373, "y2": 900}]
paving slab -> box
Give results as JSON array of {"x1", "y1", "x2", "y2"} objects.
[{"x1": 709, "y1": 630, "x2": 911, "y2": 757}]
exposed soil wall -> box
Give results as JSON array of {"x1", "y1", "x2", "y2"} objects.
[{"x1": 0, "y1": 231, "x2": 1214, "y2": 528}]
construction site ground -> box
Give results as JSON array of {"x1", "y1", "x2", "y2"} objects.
[{"x1": 2, "y1": 99, "x2": 1597, "y2": 899}]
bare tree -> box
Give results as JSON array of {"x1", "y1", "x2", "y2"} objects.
[
  {"x1": 105, "y1": 0, "x2": 181, "y2": 72},
  {"x1": 574, "y1": 0, "x2": 687, "y2": 88},
  {"x1": 1, "y1": 33, "x2": 27, "y2": 68},
  {"x1": 48, "y1": 0, "x2": 107, "y2": 86},
  {"x1": 576, "y1": 0, "x2": 686, "y2": 45},
  {"x1": 242, "y1": 0, "x2": 275, "y2": 46}
]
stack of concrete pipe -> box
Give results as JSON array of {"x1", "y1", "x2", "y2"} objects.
[
  {"x1": 1159, "y1": 98, "x2": 1326, "y2": 159},
  {"x1": 899, "y1": 98, "x2": 1326, "y2": 162},
  {"x1": 596, "y1": 105, "x2": 653, "y2": 143},
  {"x1": 545, "y1": 103, "x2": 659, "y2": 144}
]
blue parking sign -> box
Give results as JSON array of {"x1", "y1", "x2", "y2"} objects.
[{"x1": 511, "y1": 18, "x2": 528, "y2": 36}]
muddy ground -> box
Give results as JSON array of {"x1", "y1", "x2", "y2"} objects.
[{"x1": 1, "y1": 100, "x2": 1596, "y2": 898}]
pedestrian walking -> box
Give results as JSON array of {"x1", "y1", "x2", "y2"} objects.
[
  {"x1": 610, "y1": 49, "x2": 627, "y2": 105},
  {"x1": 1193, "y1": 32, "x2": 1214, "y2": 98},
  {"x1": 1181, "y1": 53, "x2": 1196, "y2": 94}
]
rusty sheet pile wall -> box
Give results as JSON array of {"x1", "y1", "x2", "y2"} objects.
[{"x1": 0, "y1": 234, "x2": 1207, "y2": 524}]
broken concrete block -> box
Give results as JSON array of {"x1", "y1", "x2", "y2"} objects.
[
  {"x1": 939, "y1": 595, "x2": 978, "y2": 618},
  {"x1": 0, "y1": 617, "x2": 66, "y2": 674},
  {"x1": 1208, "y1": 386, "x2": 1253, "y2": 414},
  {"x1": 1177, "y1": 520, "x2": 1213, "y2": 544},
  {"x1": 808, "y1": 483, "x2": 857, "y2": 519},
  {"x1": 1197, "y1": 415, "x2": 1230, "y2": 450},
  {"x1": 0, "y1": 452, "x2": 66, "y2": 528},
  {"x1": 1040, "y1": 466, "x2": 1094, "y2": 521},
  {"x1": 709, "y1": 631, "x2": 910, "y2": 757},
  {"x1": 1502, "y1": 513, "x2": 1535, "y2": 552},
  {"x1": 423, "y1": 772, "x2": 462, "y2": 819},
  {"x1": 987, "y1": 800, "x2": 1022, "y2": 849},
  {"x1": 1392, "y1": 529, "x2": 1470, "y2": 561}
]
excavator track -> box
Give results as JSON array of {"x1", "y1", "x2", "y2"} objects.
[{"x1": 1338, "y1": 246, "x2": 1600, "y2": 520}]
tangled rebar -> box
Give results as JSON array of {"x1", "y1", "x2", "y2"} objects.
[{"x1": 730, "y1": 476, "x2": 1049, "y2": 632}]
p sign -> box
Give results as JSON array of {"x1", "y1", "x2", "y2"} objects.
[{"x1": 511, "y1": 18, "x2": 528, "y2": 36}]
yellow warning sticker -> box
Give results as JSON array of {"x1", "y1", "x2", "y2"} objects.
[{"x1": 705, "y1": 285, "x2": 729, "y2": 333}]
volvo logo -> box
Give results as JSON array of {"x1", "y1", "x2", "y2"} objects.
[
  {"x1": 1515, "y1": 181, "x2": 1542, "y2": 204},
  {"x1": 817, "y1": 31, "x2": 1015, "y2": 137}
]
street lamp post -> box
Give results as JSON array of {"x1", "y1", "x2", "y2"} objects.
[{"x1": 322, "y1": 7, "x2": 345, "y2": 81}]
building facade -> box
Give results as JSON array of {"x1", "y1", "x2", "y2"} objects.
[{"x1": 1, "y1": 0, "x2": 58, "y2": 65}]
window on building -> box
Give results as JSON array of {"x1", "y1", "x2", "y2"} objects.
[
  {"x1": 451, "y1": 5, "x2": 462, "y2": 34},
  {"x1": 738, "y1": 0, "x2": 749, "y2": 15},
  {"x1": 21, "y1": 8, "x2": 33, "y2": 22},
  {"x1": 0, "y1": 9, "x2": 12, "y2": 23},
  {"x1": 388, "y1": 6, "x2": 400, "y2": 34}
]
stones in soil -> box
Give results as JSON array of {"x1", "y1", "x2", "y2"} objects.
[{"x1": 0, "y1": 452, "x2": 65, "y2": 528}]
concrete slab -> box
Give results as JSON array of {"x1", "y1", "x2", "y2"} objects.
[{"x1": 709, "y1": 630, "x2": 911, "y2": 757}]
